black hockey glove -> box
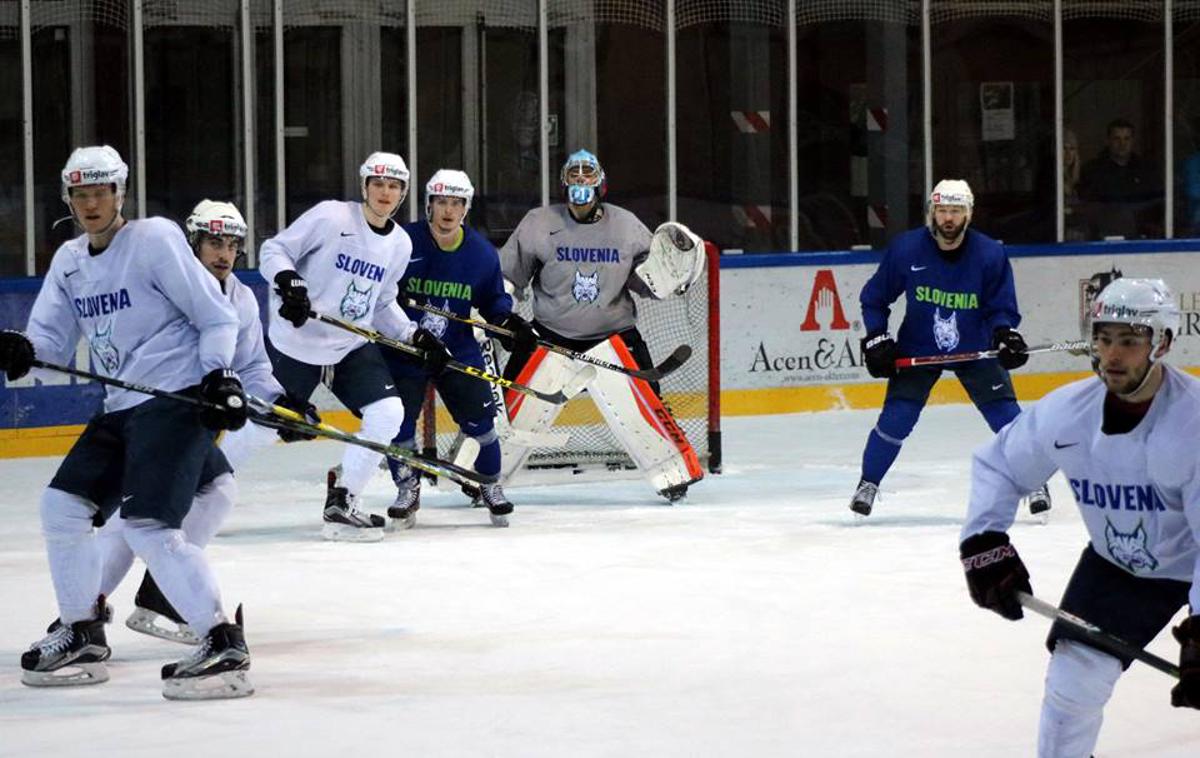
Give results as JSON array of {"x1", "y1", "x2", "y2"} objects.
[
  {"x1": 960, "y1": 531, "x2": 1031, "y2": 621},
  {"x1": 273, "y1": 271, "x2": 311, "y2": 328},
  {"x1": 413, "y1": 328, "x2": 453, "y2": 376},
  {"x1": 0, "y1": 330, "x2": 35, "y2": 381},
  {"x1": 861, "y1": 332, "x2": 898, "y2": 379},
  {"x1": 992, "y1": 327, "x2": 1029, "y2": 370},
  {"x1": 198, "y1": 368, "x2": 248, "y2": 431},
  {"x1": 495, "y1": 312, "x2": 540, "y2": 354},
  {"x1": 273, "y1": 393, "x2": 321, "y2": 442},
  {"x1": 1171, "y1": 615, "x2": 1200, "y2": 709}
]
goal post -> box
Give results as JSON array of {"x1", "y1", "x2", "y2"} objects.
[{"x1": 420, "y1": 240, "x2": 722, "y2": 483}]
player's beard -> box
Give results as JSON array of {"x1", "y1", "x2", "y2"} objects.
[
  {"x1": 935, "y1": 218, "x2": 967, "y2": 243},
  {"x1": 1101, "y1": 360, "x2": 1152, "y2": 397}
]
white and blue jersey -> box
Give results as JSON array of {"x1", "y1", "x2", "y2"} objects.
[
  {"x1": 258, "y1": 200, "x2": 415, "y2": 365},
  {"x1": 396, "y1": 221, "x2": 512, "y2": 372},
  {"x1": 226, "y1": 273, "x2": 284, "y2": 401},
  {"x1": 26, "y1": 218, "x2": 238, "y2": 412},
  {"x1": 962, "y1": 365, "x2": 1200, "y2": 609},
  {"x1": 860, "y1": 227, "x2": 1020, "y2": 356}
]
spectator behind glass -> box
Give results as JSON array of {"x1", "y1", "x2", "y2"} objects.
[{"x1": 1078, "y1": 118, "x2": 1163, "y2": 239}]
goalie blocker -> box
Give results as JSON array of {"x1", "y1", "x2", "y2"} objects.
[{"x1": 499, "y1": 324, "x2": 704, "y2": 502}]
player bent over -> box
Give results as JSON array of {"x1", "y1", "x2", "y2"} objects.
[
  {"x1": 0, "y1": 147, "x2": 252, "y2": 699},
  {"x1": 851, "y1": 179, "x2": 1050, "y2": 518},
  {"x1": 383, "y1": 169, "x2": 535, "y2": 529},
  {"x1": 959, "y1": 278, "x2": 1200, "y2": 756},
  {"x1": 258, "y1": 151, "x2": 451, "y2": 542},
  {"x1": 99, "y1": 200, "x2": 318, "y2": 643},
  {"x1": 499, "y1": 149, "x2": 705, "y2": 502}
]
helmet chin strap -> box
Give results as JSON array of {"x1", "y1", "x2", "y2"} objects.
[{"x1": 70, "y1": 193, "x2": 125, "y2": 242}]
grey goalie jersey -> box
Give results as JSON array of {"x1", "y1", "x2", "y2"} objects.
[
  {"x1": 500, "y1": 204, "x2": 653, "y2": 341},
  {"x1": 962, "y1": 364, "x2": 1200, "y2": 610}
]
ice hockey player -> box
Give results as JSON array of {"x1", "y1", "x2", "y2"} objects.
[
  {"x1": 383, "y1": 169, "x2": 535, "y2": 529},
  {"x1": 959, "y1": 278, "x2": 1200, "y2": 756},
  {"x1": 100, "y1": 199, "x2": 319, "y2": 644},
  {"x1": 0, "y1": 146, "x2": 252, "y2": 699},
  {"x1": 499, "y1": 149, "x2": 705, "y2": 502},
  {"x1": 258, "y1": 151, "x2": 452, "y2": 541},
  {"x1": 850, "y1": 178, "x2": 1050, "y2": 517}
]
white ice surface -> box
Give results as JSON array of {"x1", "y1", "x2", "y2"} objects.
[{"x1": 1, "y1": 404, "x2": 1197, "y2": 757}]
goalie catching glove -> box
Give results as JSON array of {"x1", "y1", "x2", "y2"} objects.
[{"x1": 636, "y1": 222, "x2": 705, "y2": 299}]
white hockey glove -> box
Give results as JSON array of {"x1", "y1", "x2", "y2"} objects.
[{"x1": 635, "y1": 222, "x2": 705, "y2": 299}]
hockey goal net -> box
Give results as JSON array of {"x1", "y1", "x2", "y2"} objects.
[{"x1": 421, "y1": 241, "x2": 721, "y2": 483}]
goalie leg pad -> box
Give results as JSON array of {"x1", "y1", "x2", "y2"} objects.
[
  {"x1": 499, "y1": 347, "x2": 585, "y2": 482},
  {"x1": 585, "y1": 336, "x2": 704, "y2": 494}
]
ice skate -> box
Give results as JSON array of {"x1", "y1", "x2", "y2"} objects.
[
  {"x1": 479, "y1": 482, "x2": 513, "y2": 527},
  {"x1": 161, "y1": 606, "x2": 253, "y2": 701},
  {"x1": 323, "y1": 467, "x2": 385, "y2": 542},
  {"x1": 22, "y1": 597, "x2": 112, "y2": 687},
  {"x1": 658, "y1": 483, "x2": 689, "y2": 504},
  {"x1": 1026, "y1": 483, "x2": 1052, "y2": 524},
  {"x1": 387, "y1": 466, "x2": 421, "y2": 531},
  {"x1": 125, "y1": 570, "x2": 198, "y2": 645},
  {"x1": 849, "y1": 479, "x2": 879, "y2": 519}
]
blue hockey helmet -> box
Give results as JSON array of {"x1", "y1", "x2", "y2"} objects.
[{"x1": 560, "y1": 149, "x2": 607, "y2": 206}]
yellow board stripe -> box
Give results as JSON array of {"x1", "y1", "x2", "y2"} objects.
[{"x1": 3, "y1": 368, "x2": 1197, "y2": 458}]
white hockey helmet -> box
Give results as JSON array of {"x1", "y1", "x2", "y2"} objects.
[
  {"x1": 359, "y1": 151, "x2": 410, "y2": 206},
  {"x1": 424, "y1": 169, "x2": 475, "y2": 218},
  {"x1": 560, "y1": 149, "x2": 607, "y2": 206},
  {"x1": 927, "y1": 178, "x2": 974, "y2": 238},
  {"x1": 61, "y1": 145, "x2": 129, "y2": 203},
  {"x1": 185, "y1": 200, "x2": 247, "y2": 249},
  {"x1": 1089, "y1": 278, "x2": 1179, "y2": 364}
]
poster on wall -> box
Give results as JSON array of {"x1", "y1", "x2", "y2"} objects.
[{"x1": 980, "y1": 82, "x2": 1014, "y2": 142}]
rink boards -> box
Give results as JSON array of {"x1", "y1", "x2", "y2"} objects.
[{"x1": 1, "y1": 240, "x2": 1198, "y2": 456}]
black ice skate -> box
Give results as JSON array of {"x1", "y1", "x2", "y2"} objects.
[
  {"x1": 1027, "y1": 483, "x2": 1052, "y2": 523},
  {"x1": 658, "y1": 483, "x2": 689, "y2": 503},
  {"x1": 22, "y1": 596, "x2": 112, "y2": 687},
  {"x1": 849, "y1": 479, "x2": 879, "y2": 518},
  {"x1": 161, "y1": 605, "x2": 253, "y2": 701},
  {"x1": 126, "y1": 570, "x2": 198, "y2": 645},
  {"x1": 323, "y1": 467, "x2": 385, "y2": 542},
  {"x1": 386, "y1": 466, "x2": 421, "y2": 530},
  {"x1": 479, "y1": 482, "x2": 513, "y2": 527}
]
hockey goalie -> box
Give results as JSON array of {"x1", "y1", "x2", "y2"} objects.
[{"x1": 494, "y1": 149, "x2": 706, "y2": 502}]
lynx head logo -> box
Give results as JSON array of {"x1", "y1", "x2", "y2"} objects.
[
  {"x1": 1105, "y1": 518, "x2": 1159, "y2": 573},
  {"x1": 89, "y1": 320, "x2": 120, "y2": 373},
  {"x1": 572, "y1": 269, "x2": 599, "y2": 303},
  {"x1": 932, "y1": 307, "x2": 960, "y2": 352},
  {"x1": 340, "y1": 280, "x2": 373, "y2": 321},
  {"x1": 419, "y1": 301, "x2": 449, "y2": 340}
]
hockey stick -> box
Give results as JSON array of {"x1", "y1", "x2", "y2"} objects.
[
  {"x1": 895, "y1": 339, "x2": 1089, "y2": 369},
  {"x1": 1017, "y1": 592, "x2": 1180, "y2": 679},
  {"x1": 244, "y1": 395, "x2": 494, "y2": 487},
  {"x1": 403, "y1": 298, "x2": 692, "y2": 382},
  {"x1": 307, "y1": 310, "x2": 579, "y2": 405},
  {"x1": 30, "y1": 359, "x2": 232, "y2": 413}
]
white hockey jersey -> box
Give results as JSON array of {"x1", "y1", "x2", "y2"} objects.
[
  {"x1": 258, "y1": 200, "x2": 415, "y2": 365},
  {"x1": 26, "y1": 218, "x2": 238, "y2": 413},
  {"x1": 226, "y1": 273, "x2": 284, "y2": 402},
  {"x1": 962, "y1": 365, "x2": 1200, "y2": 609}
]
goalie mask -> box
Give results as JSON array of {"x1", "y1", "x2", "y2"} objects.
[
  {"x1": 424, "y1": 169, "x2": 475, "y2": 219},
  {"x1": 927, "y1": 179, "x2": 974, "y2": 244},
  {"x1": 561, "y1": 149, "x2": 607, "y2": 208},
  {"x1": 185, "y1": 200, "x2": 247, "y2": 252},
  {"x1": 635, "y1": 222, "x2": 706, "y2": 299},
  {"x1": 359, "y1": 151, "x2": 410, "y2": 211},
  {"x1": 1089, "y1": 278, "x2": 1179, "y2": 368}
]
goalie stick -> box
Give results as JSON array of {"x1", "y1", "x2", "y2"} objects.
[
  {"x1": 243, "y1": 396, "x2": 493, "y2": 487},
  {"x1": 308, "y1": 310, "x2": 587, "y2": 405},
  {"x1": 403, "y1": 298, "x2": 692, "y2": 382},
  {"x1": 895, "y1": 339, "x2": 1089, "y2": 369},
  {"x1": 29, "y1": 359, "x2": 490, "y2": 489},
  {"x1": 1017, "y1": 591, "x2": 1180, "y2": 679}
]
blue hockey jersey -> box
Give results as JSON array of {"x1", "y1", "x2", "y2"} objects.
[{"x1": 859, "y1": 227, "x2": 1020, "y2": 356}]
